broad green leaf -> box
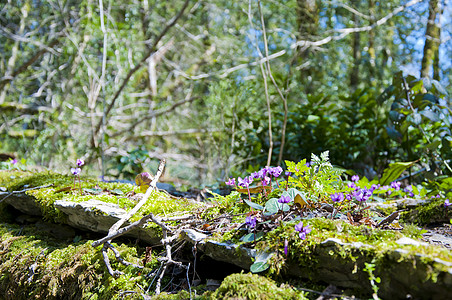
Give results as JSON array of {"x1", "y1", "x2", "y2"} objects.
[
  {"x1": 386, "y1": 126, "x2": 402, "y2": 143},
  {"x1": 244, "y1": 199, "x2": 265, "y2": 210},
  {"x1": 264, "y1": 198, "x2": 279, "y2": 215},
  {"x1": 250, "y1": 261, "x2": 269, "y2": 273},
  {"x1": 240, "y1": 232, "x2": 264, "y2": 243},
  {"x1": 420, "y1": 110, "x2": 440, "y2": 122},
  {"x1": 432, "y1": 80, "x2": 447, "y2": 95},
  {"x1": 379, "y1": 161, "x2": 417, "y2": 186}
]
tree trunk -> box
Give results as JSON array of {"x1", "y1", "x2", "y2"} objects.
[
  {"x1": 421, "y1": 0, "x2": 440, "y2": 79},
  {"x1": 296, "y1": 0, "x2": 319, "y2": 94}
]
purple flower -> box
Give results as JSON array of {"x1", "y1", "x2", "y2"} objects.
[
  {"x1": 370, "y1": 184, "x2": 379, "y2": 192},
  {"x1": 331, "y1": 192, "x2": 344, "y2": 203},
  {"x1": 225, "y1": 178, "x2": 236, "y2": 186},
  {"x1": 278, "y1": 195, "x2": 291, "y2": 204},
  {"x1": 391, "y1": 181, "x2": 401, "y2": 191},
  {"x1": 284, "y1": 239, "x2": 288, "y2": 256},
  {"x1": 294, "y1": 221, "x2": 311, "y2": 240},
  {"x1": 436, "y1": 194, "x2": 441, "y2": 198},
  {"x1": 10, "y1": 159, "x2": 18, "y2": 165},
  {"x1": 305, "y1": 162, "x2": 311, "y2": 167},
  {"x1": 262, "y1": 176, "x2": 271, "y2": 186},
  {"x1": 445, "y1": 199, "x2": 451, "y2": 208},
  {"x1": 351, "y1": 175, "x2": 360, "y2": 182},
  {"x1": 245, "y1": 216, "x2": 257, "y2": 229},
  {"x1": 285, "y1": 171, "x2": 293, "y2": 177},
  {"x1": 76, "y1": 159, "x2": 85, "y2": 167},
  {"x1": 353, "y1": 189, "x2": 365, "y2": 202},
  {"x1": 71, "y1": 167, "x2": 81, "y2": 176},
  {"x1": 404, "y1": 185, "x2": 414, "y2": 197},
  {"x1": 270, "y1": 166, "x2": 283, "y2": 178},
  {"x1": 363, "y1": 187, "x2": 373, "y2": 199},
  {"x1": 238, "y1": 177, "x2": 252, "y2": 188},
  {"x1": 257, "y1": 167, "x2": 269, "y2": 179},
  {"x1": 347, "y1": 182, "x2": 357, "y2": 189},
  {"x1": 346, "y1": 194, "x2": 353, "y2": 201}
]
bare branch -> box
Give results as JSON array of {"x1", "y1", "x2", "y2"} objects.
[
  {"x1": 111, "y1": 96, "x2": 199, "y2": 138},
  {"x1": 0, "y1": 39, "x2": 60, "y2": 90},
  {"x1": 92, "y1": 0, "x2": 191, "y2": 144}
]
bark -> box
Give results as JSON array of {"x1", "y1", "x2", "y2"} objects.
[
  {"x1": 421, "y1": 0, "x2": 440, "y2": 79},
  {"x1": 296, "y1": 0, "x2": 319, "y2": 94}
]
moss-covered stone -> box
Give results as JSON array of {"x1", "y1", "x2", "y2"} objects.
[
  {"x1": 210, "y1": 272, "x2": 308, "y2": 300},
  {"x1": 0, "y1": 222, "x2": 155, "y2": 300}
]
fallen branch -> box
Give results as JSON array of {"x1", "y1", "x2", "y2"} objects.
[
  {"x1": 0, "y1": 184, "x2": 54, "y2": 202},
  {"x1": 94, "y1": 159, "x2": 167, "y2": 278}
]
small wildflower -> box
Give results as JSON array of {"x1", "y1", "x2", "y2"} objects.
[
  {"x1": 284, "y1": 239, "x2": 289, "y2": 256},
  {"x1": 444, "y1": 199, "x2": 451, "y2": 208},
  {"x1": 404, "y1": 185, "x2": 414, "y2": 197},
  {"x1": 370, "y1": 184, "x2": 379, "y2": 192},
  {"x1": 351, "y1": 175, "x2": 359, "y2": 182},
  {"x1": 390, "y1": 181, "x2": 401, "y2": 191},
  {"x1": 238, "y1": 177, "x2": 251, "y2": 188},
  {"x1": 285, "y1": 171, "x2": 293, "y2": 177},
  {"x1": 262, "y1": 176, "x2": 271, "y2": 186},
  {"x1": 76, "y1": 159, "x2": 85, "y2": 167},
  {"x1": 270, "y1": 166, "x2": 283, "y2": 178},
  {"x1": 347, "y1": 182, "x2": 357, "y2": 189},
  {"x1": 346, "y1": 194, "x2": 353, "y2": 201},
  {"x1": 225, "y1": 178, "x2": 236, "y2": 186},
  {"x1": 331, "y1": 192, "x2": 344, "y2": 203},
  {"x1": 71, "y1": 167, "x2": 81, "y2": 176},
  {"x1": 245, "y1": 216, "x2": 257, "y2": 229},
  {"x1": 294, "y1": 221, "x2": 311, "y2": 240},
  {"x1": 363, "y1": 187, "x2": 373, "y2": 200},
  {"x1": 436, "y1": 194, "x2": 441, "y2": 198},
  {"x1": 278, "y1": 195, "x2": 291, "y2": 204},
  {"x1": 11, "y1": 159, "x2": 18, "y2": 165},
  {"x1": 257, "y1": 168, "x2": 269, "y2": 179},
  {"x1": 353, "y1": 189, "x2": 365, "y2": 202}
]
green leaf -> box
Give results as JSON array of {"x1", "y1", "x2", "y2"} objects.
[
  {"x1": 386, "y1": 126, "x2": 402, "y2": 143},
  {"x1": 420, "y1": 110, "x2": 440, "y2": 122},
  {"x1": 422, "y1": 93, "x2": 438, "y2": 104},
  {"x1": 250, "y1": 261, "x2": 269, "y2": 273},
  {"x1": 422, "y1": 77, "x2": 432, "y2": 90},
  {"x1": 432, "y1": 80, "x2": 447, "y2": 95},
  {"x1": 379, "y1": 161, "x2": 417, "y2": 186},
  {"x1": 83, "y1": 188, "x2": 102, "y2": 195},
  {"x1": 244, "y1": 199, "x2": 265, "y2": 210},
  {"x1": 240, "y1": 232, "x2": 264, "y2": 243},
  {"x1": 264, "y1": 198, "x2": 280, "y2": 215}
]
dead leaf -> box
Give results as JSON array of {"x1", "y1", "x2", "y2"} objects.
[{"x1": 236, "y1": 186, "x2": 272, "y2": 194}]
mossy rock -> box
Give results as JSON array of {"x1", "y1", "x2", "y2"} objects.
[
  {"x1": 210, "y1": 273, "x2": 307, "y2": 300},
  {"x1": 0, "y1": 222, "x2": 152, "y2": 300}
]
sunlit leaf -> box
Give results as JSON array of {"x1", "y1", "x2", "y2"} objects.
[
  {"x1": 250, "y1": 261, "x2": 269, "y2": 273},
  {"x1": 379, "y1": 161, "x2": 417, "y2": 186}
]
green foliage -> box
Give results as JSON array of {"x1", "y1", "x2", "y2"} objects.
[
  {"x1": 379, "y1": 72, "x2": 452, "y2": 177},
  {"x1": 286, "y1": 151, "x2": 344, "y2": 202}
]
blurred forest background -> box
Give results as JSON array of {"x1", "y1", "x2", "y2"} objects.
[{"x1": 0, "y1": 0, "x2": 451, "y2": 186}]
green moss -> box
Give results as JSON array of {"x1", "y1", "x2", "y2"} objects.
[
  {"x1": 210, "y1": 272, "x2": 308, "y2": 300},
  {"x1": 0, "y1": 222, "x2": 158, "y2": 299},
  {"x1": 400, "y1": 198, "x2": 450, "y2": 225},
  {"x1": 0, "y1": 170, "x2": 203, "y2": 223}
]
